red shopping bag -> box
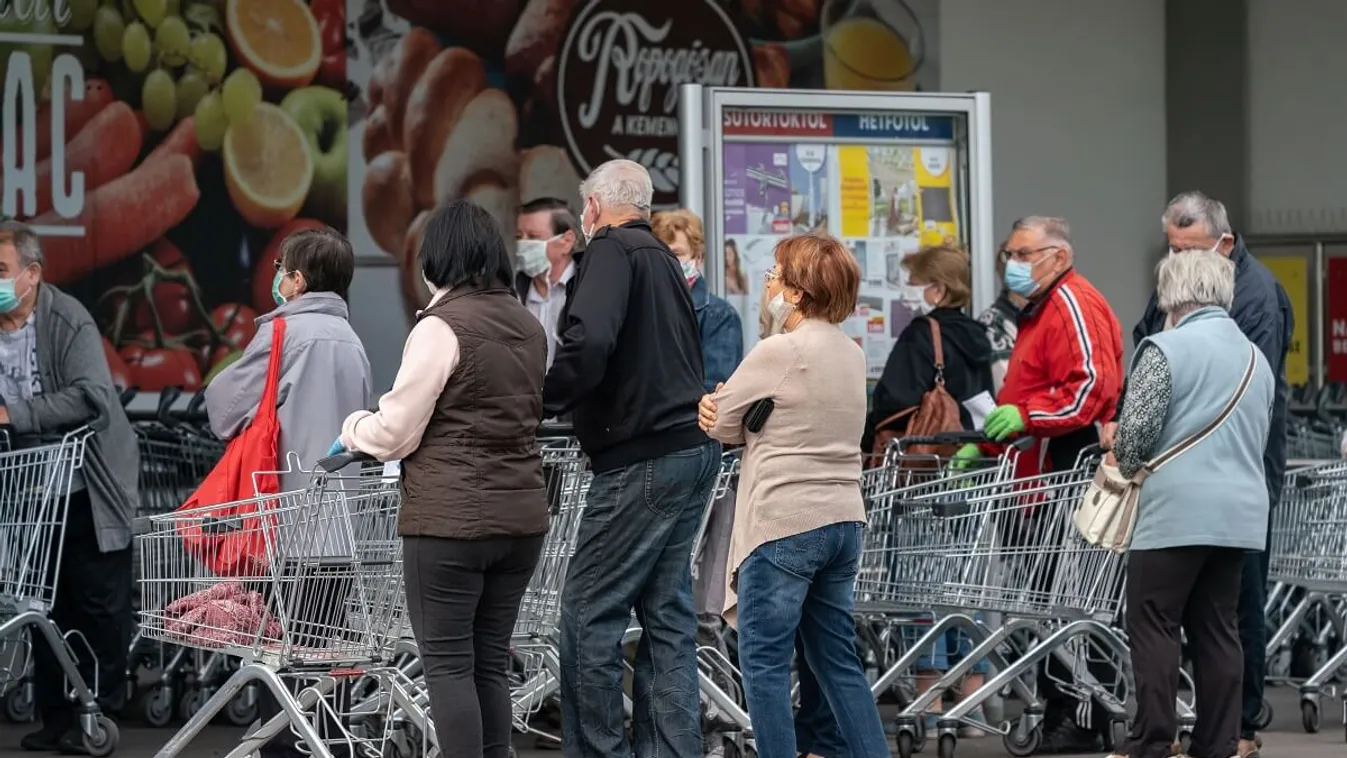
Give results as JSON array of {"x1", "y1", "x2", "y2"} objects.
[{"x1": 176, "y1": 318, "x2": 287, "y2": 577}]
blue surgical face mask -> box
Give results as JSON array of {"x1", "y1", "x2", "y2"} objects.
[
  {"x1": 0, "y1": 275, "x2": 31, "y2": 314},
  {"x1": 1003, "y1": 259, "x2": 1039, "y2": 297}
]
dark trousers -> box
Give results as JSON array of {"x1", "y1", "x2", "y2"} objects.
[
  {"x1": 1038, "y1": 426, "x2": 1117, "y2": 732},
  {"x1": 34, "y1": 489, "x2": 133, "y2": 725},
  {"x1": 1237, "y1": 540, "x2": 1270, "y2": 739},
  {"x1": 404, "y1": 534, "x2": 544, "y2": 758},
  {"x1": 1124, "y1": 547, "x2": 1243, "y2": 758},
  {"x1": 258, "y1": 569, "x2": 355, "y2": 758},
  {"x1": 559, "y1": 441, "x2": 720, "y2": 758}
]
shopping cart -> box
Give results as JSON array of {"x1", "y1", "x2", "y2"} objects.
[
  {"x1": 125, "y1": 390, "x2": 233, "y2": 728},
  {"x1": 869, "y1": 442, "x2": 1129, "y2": 758},
  {"x1": 1262, "y1": 461, "x2": 1347, "y2": 734},
  {"x1": 138, "y1": 451, "x2": 405, "y2": 758},
  {"x1": 0, "y1": 426, "x2": 120, "y2": 756}
]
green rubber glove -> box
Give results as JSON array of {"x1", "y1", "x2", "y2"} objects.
[
  {"x1": 983, "y1": 405, "x2": 1026, "y2": 442},
  {"x1": 951, "y1": 443, "x2": 981, "y2": 469}
]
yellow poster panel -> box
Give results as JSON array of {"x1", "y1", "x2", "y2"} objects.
[
  {"x1": 837, "y1": 146, "x2": 871, "y2": 238},
  {"x1": 1262, "y1": 256, "x2": 1309, "y2": 386}
]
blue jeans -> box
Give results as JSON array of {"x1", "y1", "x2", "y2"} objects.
[
  {"x1": 1238, "y1": 544, "x2": 1270, "y2": 739},
  {"x1": 737, "y1": 522, "x2": 890, "y2": 758},
  {"x1": 559, "y1": 441, "x2": 720, "y2": 758}
]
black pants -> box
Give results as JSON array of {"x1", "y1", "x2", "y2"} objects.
[
  {"x1": 258, "y1": 568, "x2": 355, "y2": 758},
  {"x1": 1124, "y1": 547, "x2": 1243, "y2": 758},
  {"x1": 34, "y1": 489, "x2": 134, "y2": 724},
  {"x1": 1037, "y1": 426, "x2": 1118, "y2": 734},
  {"x1": 404, "y1": 535, "x2": 544, "y2": 758}
]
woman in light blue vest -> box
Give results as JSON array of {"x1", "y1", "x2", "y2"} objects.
[{"x1": 1109, "y1": 250, "x2": 1274, "y2": 758}]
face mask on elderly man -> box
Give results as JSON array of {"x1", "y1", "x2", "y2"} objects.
[{"x1": 515, "y1": 239, "x2": 553, "y2": 278}]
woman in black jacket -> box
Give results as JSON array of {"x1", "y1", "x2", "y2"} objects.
[
  {"x1": 864, "y1": 244, "x2": 995, "y2": 732},
  {"x1": 865, "y1": 244, "x2": 995, "y2": 451}
]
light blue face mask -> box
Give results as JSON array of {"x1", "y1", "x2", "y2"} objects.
[
  {"x1": 1003, "y1": 259, "x2": 1039, "y2": 297},
  {"x1": 0, "y1": 276, "x2": 29, "y2": 314}
]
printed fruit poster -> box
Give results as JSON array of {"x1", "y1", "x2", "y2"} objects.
[
  {"x1": 1, "y1": 0, "x2": 348, "y2": 393},
  {"x1": 3, "y1": 0, "x2": 940, "y2": 395}
]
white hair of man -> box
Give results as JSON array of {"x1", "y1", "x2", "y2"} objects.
[
  {"x1": 579, "y1": 159, "x2": 654, "y2": 216},
  {"x1": 0, "y1": 220, "x2": 44, "y2": 267},
  {"x1": 1156, "y1": 248, "x2": 1235, "y2": 320},
  {"x1": 1010, "y1": 215, "x2": 1073, "y2": 251},
  {"x1": 1162, "y1": 191, "x2": 1232, "y2": 238}
]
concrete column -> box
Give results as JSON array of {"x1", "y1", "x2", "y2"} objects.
[{"x1": 1165, "y1": 0, "x2": 1249, "y2": 228}]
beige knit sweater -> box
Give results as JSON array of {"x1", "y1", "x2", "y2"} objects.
[{"x1": 706, "y1": 318, "x2": 869, "y2": 624}]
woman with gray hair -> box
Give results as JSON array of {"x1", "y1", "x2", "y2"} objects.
[{"x1": 1108, "y1": 250, "x2": 1274, "y2": 758}]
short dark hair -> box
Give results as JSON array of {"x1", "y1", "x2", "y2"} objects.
[
  {"x1": 518, "y1": 196, "x2": 583, "y2": 250},
  {"x1": 280, "y1": 226, "x2": 355, "y2": 301},
  {"x1": 420, "y1": 200, "x2": 514, "y2": 290}
]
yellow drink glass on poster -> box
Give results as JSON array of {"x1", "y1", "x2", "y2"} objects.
[
  {"x1": 914, "y1": 147, "x2": 958, "y2": 247},
  {"x1": 821, "y1": 0, "x2": 925, "y2": 92}
]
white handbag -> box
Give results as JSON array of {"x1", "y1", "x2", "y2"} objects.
[{"x1": 1075, "y1": 344, "x2": 1258, "y2": 552}]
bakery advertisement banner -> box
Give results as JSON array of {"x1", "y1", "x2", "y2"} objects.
[{"x1": 2, "y1": 0, "x2": 939, "y2": 393}]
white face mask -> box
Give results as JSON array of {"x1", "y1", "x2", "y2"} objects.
[
  {"x1": 515, "y1": 238, "x2": 554, "y2": 278},
  {"x1": 580, "y1": 199, "x2": 597, "y2": 244},
  {"x1": 1167, "y1": 236, "x2": 1226, "y2": 256},
  {"x1": 766, "y1": 292, "x2": 793, "y2": 335},
  {"x1": 904, "y1": 284, "x2": 936, "y2": 316}
]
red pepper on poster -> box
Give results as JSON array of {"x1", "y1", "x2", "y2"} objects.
[{"x1": 310, "y1": 0, "x2": 346, "y2": 86}]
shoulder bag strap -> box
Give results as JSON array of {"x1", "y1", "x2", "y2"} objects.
[
  {"x1": 254, "y1": 317, "x2": 287, "y2": 419},
  {"x1": 929, "y1": 317, "x2": 946, "y2": 386},
  {"x1": 1146, "y1": 343, "x2": 1257, "y2": 473},
  {"x1": 873, "y1": 318, "x2": 945, "y2": 431}
]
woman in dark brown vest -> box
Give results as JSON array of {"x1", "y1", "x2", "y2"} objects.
[{"x1": 337, "y1": 200, "x2": 549, "y2": 758}]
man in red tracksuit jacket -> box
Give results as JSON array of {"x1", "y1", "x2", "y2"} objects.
[{"x1": 962, "y1": 216, "x2": 1124, "y2": 753}]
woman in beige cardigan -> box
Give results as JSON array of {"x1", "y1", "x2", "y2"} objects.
[{"x1": 699, "y1": 233, "x2": 888, "y2": 758}]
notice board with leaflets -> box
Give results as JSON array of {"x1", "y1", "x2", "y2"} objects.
[{"x1": 678, "y1": 86, "x2": 993, "y2": 380}]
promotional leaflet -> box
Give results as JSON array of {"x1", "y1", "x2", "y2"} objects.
[{"x1": 716, "y1": 108, "x2": 968, "y2": 378}]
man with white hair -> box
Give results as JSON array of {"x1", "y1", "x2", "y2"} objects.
[
  {"x1": 543, "y1": 159, "x2": 720, "y2": 758},
  {"x1": 1122, "y1": 191, "x2": 1292, "y2": 758}
]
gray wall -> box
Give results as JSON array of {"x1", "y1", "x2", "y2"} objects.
[{"x1": 940, "y1": 0, "x2": 1169, "y2": 350}]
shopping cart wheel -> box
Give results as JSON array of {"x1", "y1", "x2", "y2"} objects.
[
  {"x1": 1302, "y1": 700, "x2": 1321, "y2": 733},
  {"x1": 82, "y1": 715, "x2": 119, "y2": 758},
  {"x1": 141, "y1": 683, "x2": 174, "y2": 728},
  {"x1": 1001, "y1": 722, "x2": 1041, "y2": 758},
  {"x1": 222, "y1": 685, "x2": 259, "y2": 726},
  {"x1": 178, "y1": 686, "x2": 207, "y2": 723},
  {"x1": 936, "y1": 733, "x2": 957, "y2": 758},
  {"x1": 896, "y1": 730, "x2": 917, "y2": 758},
  {"x1": 1254, "y1": 699, "x2": 1273, "y2": 730},
  {"x1": 3, "y1": 683, "x2": 35, "y2": 723}
]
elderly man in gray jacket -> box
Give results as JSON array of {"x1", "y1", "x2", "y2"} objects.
[{"x1": 0, "y1": 221, "x2": 139, "y2": 753}]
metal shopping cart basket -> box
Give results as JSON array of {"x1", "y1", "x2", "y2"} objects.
[
  {"x1": 137, "y1": 452, "x2": 405, "y2": 758},
  {"x1": 1263, "y1": 461, "x2": 1347, "y2": 734},
  {"x1": 0, "y1": 426, "x2": 120, "y2": 755},
  {"x1": 878, "y1": 444, "x2": 1130, "y2": 758}
]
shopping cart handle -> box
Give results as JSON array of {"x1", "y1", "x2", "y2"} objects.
[
  {"x1": 317, "y1": 450, "x2": 377, "y2": 472},
  {"x1": 184, "y1": 391, "x2": 208, "y2": 419},
  {"x1": 539, "y1": 419, "x2": 574, "y2": 438},
  {"x1": 898, "y1": 432, "x2": 1033, "y2": 450},
  {"x1": 157, "y1": 387, "x2": 183, "y2": 425}
]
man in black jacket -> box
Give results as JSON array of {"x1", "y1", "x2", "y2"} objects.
[
  {"x1": 543, "y1": 159, "x2": 720, "y2": 758},
  {"x1": 1113, "y1": 191, "x2": 1291, "y2": 758}
]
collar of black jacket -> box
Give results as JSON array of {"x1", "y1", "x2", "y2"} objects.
[{"x1": 590, "y1": 218, "x2": 652, "y2": 240}]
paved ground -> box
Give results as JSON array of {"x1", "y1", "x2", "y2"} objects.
[{"x1": 0, "y1": 686, "x2": 1341, "y2": 758}]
